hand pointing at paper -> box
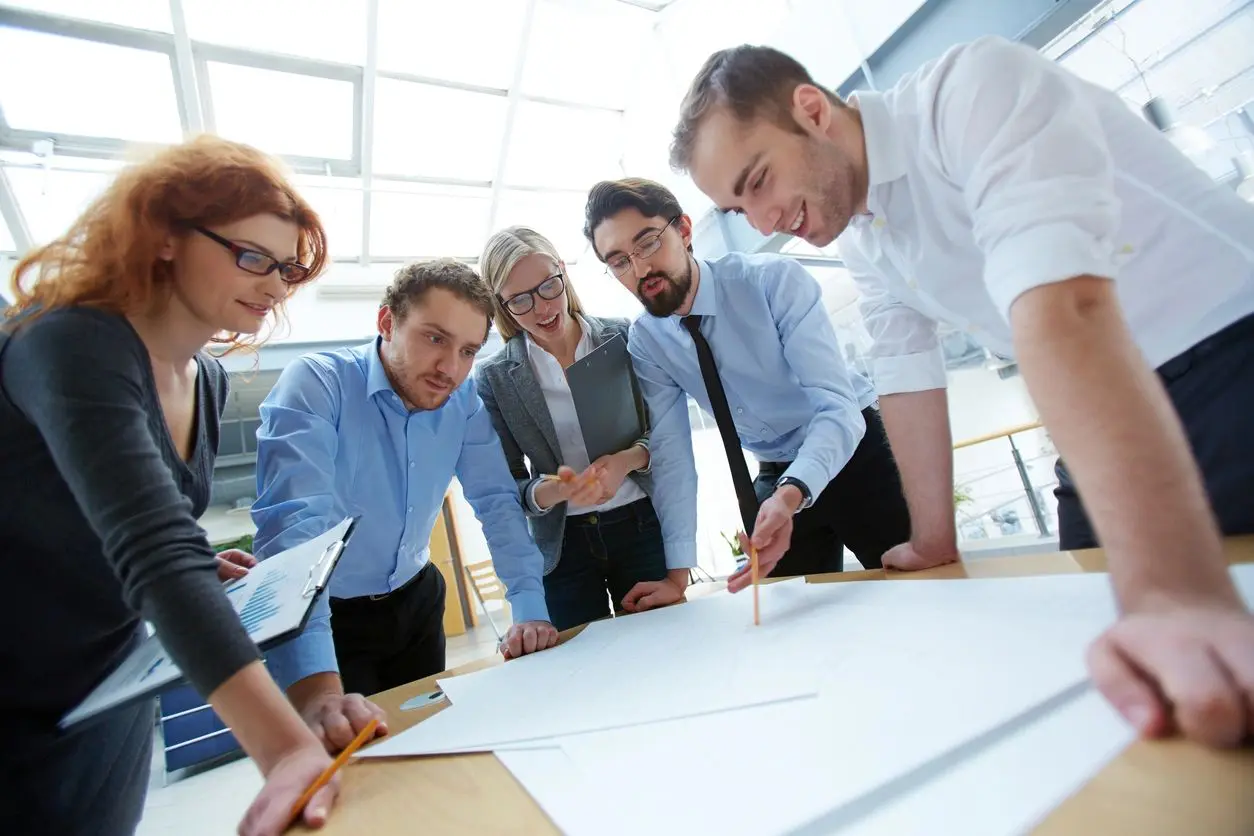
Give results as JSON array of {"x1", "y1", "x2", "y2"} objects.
[{"x1": 727, "y1": 487, "x2": 802, "y2": 593}]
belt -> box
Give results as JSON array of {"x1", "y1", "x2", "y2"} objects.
[
  {"x1": 566, "y1": 497, "x2": 654, "y2": 528},
  {"x1": 332, "y1": 562, "x2": 430, "y2": 605},
  {"x1": 1156, "y1": 310, "x2": 1254, "y2": 383},
  {"x1": 757, "y1": 406, "x2": 879, "y2": 480}
]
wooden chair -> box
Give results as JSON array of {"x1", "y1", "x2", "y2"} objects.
[{"x1": 463, "y1": 559, "x2": 506, "y2": 641}]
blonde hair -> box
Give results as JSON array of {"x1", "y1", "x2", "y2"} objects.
[{"x1": 479, "y1": 225, "x2": 585, "y2": 341}]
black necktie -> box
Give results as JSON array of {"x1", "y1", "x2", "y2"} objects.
[{"x1": 682, "y1": 315, "x2": 759, "y2": 535}]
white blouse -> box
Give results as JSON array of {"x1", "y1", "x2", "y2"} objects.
[{"x1": 526, "y1": 315, "x2": 648, "y2": 516}]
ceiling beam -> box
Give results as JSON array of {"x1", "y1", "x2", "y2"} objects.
[
  {"x1": 0, "y1": 6, "x2": 172, "y2": 52},
  {"x1": 0, "y1": 165, "x2": 33, "y2": 254},
  {"x1": 167, "y1": 0, "x2": 204, "y2": 134},
  {"x1": 486, "y1": 0, "x2": 541, "y2": 238},
  {"x1": 360, "y1": 0, "x2": 379, "y2": 265}
]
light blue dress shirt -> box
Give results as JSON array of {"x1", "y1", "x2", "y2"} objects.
[
  {"x1": 253, "y1": 337, "x2": 549, "y2": 689},
  {"x1": 628, "y1": 252, "x2": 878, "y2": 570}
]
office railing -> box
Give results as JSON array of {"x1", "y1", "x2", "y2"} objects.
[{"x1": 952, "y1": 421, "x2": 1059, "y2": 543}]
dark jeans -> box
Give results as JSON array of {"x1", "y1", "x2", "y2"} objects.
[
  {"x1": 1055, "y1": 311, "x2": 1254, "y2": 549},
  {"x1": 756, "y1": 406, "x2": 912, "y2": 576},
  {"x1": 543, "y1": 498, "x2": 669, "y2": 630},
  {"x1": 329, "y1": 562, "x2": 447, "y2": 696},
  {"x1": 2, "y1": 697, "x2": 154, "y2": 836}
]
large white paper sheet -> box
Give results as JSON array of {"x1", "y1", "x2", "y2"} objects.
[
  {"x1": 836, "y1": 687, "x2": 1134, "y2": 836},
  {"x1": 362, "y1": 580, "x2": 827, "y2": 758},
  {"x1": 547, "y1": 611, "x2": 1101, "y2": 836}
]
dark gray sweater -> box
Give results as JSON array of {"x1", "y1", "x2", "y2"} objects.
[{"x1": 0, "y1": 306, "x2": 260, "y2": 738}]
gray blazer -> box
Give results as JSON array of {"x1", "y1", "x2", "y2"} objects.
[{"x1": 475, "y1": 315, "x2": 654, "y2": 574}]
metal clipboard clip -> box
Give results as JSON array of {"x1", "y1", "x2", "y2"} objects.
[{"x1": 301, "y1": 540, "x2": 345, "y2": 599}]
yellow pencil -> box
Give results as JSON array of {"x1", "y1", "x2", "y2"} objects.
[
  {"x1": 287, "y1": 718, "x2": 379, "y2": 826},
  {"x1": 750, "y1": 545, "x2": 760, "y2": 626}
]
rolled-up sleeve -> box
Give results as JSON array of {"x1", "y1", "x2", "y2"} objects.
[
  {"x1": 929, "y1": 35, "x2": 1121, "y2": 319},
  {"x1": 843, "y1": 245, "x2": 947, "y2": 396}
]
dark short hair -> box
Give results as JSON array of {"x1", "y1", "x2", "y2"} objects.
[
  {"x1": 382, "y1": 258, "x2": 494, "y2": 324},
  {"x1": 670, "y1": 44, "x2": 840, "y2": 173},
  {"x1": 583, "y1": 177, "x2": 686, "y2": 261}
]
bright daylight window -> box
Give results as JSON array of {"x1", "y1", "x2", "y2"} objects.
[
  {"x1": 0, "y1": 28, "x2": 182, "y2": 144},
  {"x1": 206, "y1": 62, "x2": 355, "y2": 161},
  {"x1": 183, "y1": 0, "x2": 367, "y2": 65},
  {"x1": 5, "y1": 164, "x2": 119, "y2": 244},
  {"x1": 377, "y1": 0, "x2": 527, "y2": 89},
  {"x1": 503, "y1": 101, "x2": 625, "y2": 190},
  {"x1": 521, "y1": 0, "x2": 656, "y2": 110},
  {"x1": 373, "y1": 80, "x2": 509, "y2": 182},
  {"x1": 493, "y1": 189, "x2": 592, "y2": 261},
  {"x1": 290, "y1": 176, "x2": 365, "y2": 259},
  {"x1": 370, "y1": 184, "x2": 492, "y2": 259},
  {"x1": 1, "y1": 0, "x2": 173, "y2": 31}
]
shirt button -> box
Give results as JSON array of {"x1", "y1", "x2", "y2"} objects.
[
  {"x1": 409, "y1": 461, "x2": 415, "y2": 468},
  {"x1": 407, "y1": 506, "x2": 414, "y2": 513},
  {"x1": 736, "y1": 408, "x2": 744, "y2": 415},
  {"x1": 873, "y1": 218, "x2": 887, "y2": 229}
]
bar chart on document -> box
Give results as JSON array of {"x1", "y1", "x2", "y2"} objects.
[
  {"x1": 229, "y1": 567, "x2": 287, "y2": 635},
  {"x1": 60, "y1": 517, "x2": 355, "y2": 728}
]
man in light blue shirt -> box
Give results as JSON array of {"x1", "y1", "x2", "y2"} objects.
[
  {"x1": 583, "y1": 178, "x2": 911, "y2": 605},
  {"x1": 253, "y1": 259, "x2": 555, "y2": 752}
]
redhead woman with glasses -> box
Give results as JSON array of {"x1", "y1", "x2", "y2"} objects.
[{"x1": 0, "y1": 135, "x2": 353, "y2": 836}]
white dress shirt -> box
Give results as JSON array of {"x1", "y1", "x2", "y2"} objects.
[
  {"x1": 526, "y1": 315, "x2": 648, "y2": 516},
  {"x1": 837, "y1": 35, "x2": 1254, "y2": 395}
]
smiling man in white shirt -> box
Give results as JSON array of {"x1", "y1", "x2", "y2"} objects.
[{"x1": 669, "y1": 35, "x2": 1254, "y2": 749}]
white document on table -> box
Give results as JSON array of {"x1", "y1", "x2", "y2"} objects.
[
  {"x1": 493, "y1": 565, "x2": 1254, "y2": 835},
  {"x1": 836, "y1": 687, "x2": 1134, "y2": 836},
  {"x1": 361, "y1": 580, "x2": 827, "y2": 758}
]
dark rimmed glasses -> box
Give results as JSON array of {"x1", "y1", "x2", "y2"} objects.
[
  {"x1": 195, "y1": 226, "x2": 313, "y2": 285},
  {"x1": 604, "y1": 216, "x2": 679, "y2": 278},
  {"x1": 500, "y1": 272, "x2": 565, "y2": 316}
]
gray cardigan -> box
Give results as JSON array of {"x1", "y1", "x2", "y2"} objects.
[{"x1": 475, "y1": 315, "x2": 654, "y2": 575}]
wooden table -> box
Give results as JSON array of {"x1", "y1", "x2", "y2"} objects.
[{"x1": 314, "y1": 538, "x2": 1254, "y2": 835}]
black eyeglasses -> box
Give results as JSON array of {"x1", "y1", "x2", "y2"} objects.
[
  {"x1": 499, "y1": 272, "x2": 565, "y2": 316},
  {"x1": 195, "y1": 226, "x2": 312, "y2": 285},
  {"x1": 604, "y1": 216, "x2": 678, "y2": 278}
]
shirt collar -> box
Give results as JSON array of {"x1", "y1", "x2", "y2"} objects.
[
  {"x1": 365, "y1": 336, "x2": 396, "y2": 399},
  {"x1": 525, "y1": 312, "x2": 590, "y2": 366},
  {"x1": 679, "y1": 260, "x2": 716, "y2": 321},
  {"x1": 849, "y1": 91, "x2": 907, "y2": 218}
]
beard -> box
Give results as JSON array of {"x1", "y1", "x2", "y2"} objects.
[
  {"x1": 381, "y1": 344, "x2": 457, "y2": 411},
  {"x1": 638, "y1": 259, "x2": 694, "y2": 318},
  {"x1": 800, "y1": 137, "x2": 859, "y2": 247}
]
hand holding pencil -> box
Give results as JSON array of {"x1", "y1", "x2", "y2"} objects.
[
  {"x1": 534, "y1": 464, "x2": 604, "y2": 510},
  {"x1": 727, "y1": 493, "x2": 796, "y2": 595}
]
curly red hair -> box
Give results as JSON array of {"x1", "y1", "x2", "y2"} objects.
[{"x1": 6, "y1": 134, "x2": 329, "y2": 354}]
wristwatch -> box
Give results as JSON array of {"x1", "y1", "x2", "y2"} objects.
[{"x1": 774, "y1": 476, "x2": 813, "y2": 513}]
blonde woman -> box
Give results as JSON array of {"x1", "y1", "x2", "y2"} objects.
[{"x1": 476, "y1": 226, "x2": 684, "y2": 630}]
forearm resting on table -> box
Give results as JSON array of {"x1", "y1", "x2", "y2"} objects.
[
  {"x1": 1009, "y1": 276, "x2": 1238, "y2": 610},
  {"x1": 666, "y1": 567, "x2": 690, "y2": 591},
  {"x1": 208, "y1": 660, "x2": 323, "y2": 773},
  {"x1": 287, "y1": 671, "x2": 344, "y2": 711},
  {"x1": 877, "y1": 388, "x2": 957, "y2": 551}
]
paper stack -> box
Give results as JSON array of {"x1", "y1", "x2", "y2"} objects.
[{"x1": 359, "y1": 566, "x2": 1254, "y2": 835}]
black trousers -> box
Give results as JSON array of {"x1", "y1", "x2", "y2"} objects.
[
  {"x1": 329, "y1": 562, "x2": 447, "y2": 697},
  {"x1": 543, "y1": 498, "x2": 669, "y2": 631},
  {"x1": 2, "y1": 697, "x2": 153, "y2": 836},
  {"x1": 1056, "y1": 311, "x2": 1254, "y2": 549},
  {"x1": 756, "y1": 406, "x2": 912, "y2": 576}
]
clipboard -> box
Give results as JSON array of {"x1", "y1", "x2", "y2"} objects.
[
  {"x1": 565, "y1": 333, "x2": 647, "y2": 462},
  {"x1": 59, "y1": 516, "x2": 358, "y2": 729}
]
